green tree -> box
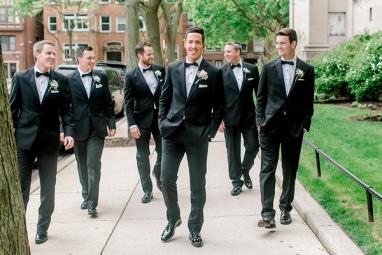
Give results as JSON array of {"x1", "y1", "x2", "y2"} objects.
[
  {"x1": 0, "y1": 46, "x2": 31, "y2": 255},
  {"x1": 184, "y1": 0, "x2": 288, "y2": 60}
]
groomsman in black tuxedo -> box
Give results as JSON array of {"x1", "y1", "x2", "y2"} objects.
[
  {"x1": 219, "y1": 41, "x2": 260, "y2": 196},
  {"x1": 124, "y1": 42, "x2": 165, "y2": 203},
  {"x1": 159, "y1": 26, "x2": 224, "y2": 247},
  {"x1": 68, "y1": 46, "x2": 116, "y2": 216},
  {"x1": 9, "y1": 40, "x2": 74, "y2": 244},
  {"x1": 256, "y1": 28, "x2": 315, "y2": 228}
]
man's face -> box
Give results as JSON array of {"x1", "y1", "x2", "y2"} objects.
[
  {"x1": 275, "y1": 35, "x2": 296, "y2": 59},
  {"x1": 35, "y1": 44, "x2": 56, "y2": 71},
  {"x1": 77, "y1": 50, "x2": 96, "y2": 72},
  {"x1": 224, "y1": 45, "x2": 240, "y2": 64},
  {"x1": 184, "y1": 32, "x2": 204, "y2": 62},
  {"x1": 138, "y1": 46, "x2": 154, "y2": 66}
]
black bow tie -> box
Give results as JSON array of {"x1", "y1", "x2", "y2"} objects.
[
  {"x1": 143, "y1": 66, "x2": 153, "y2": 73},
  {"x1": 281, "y1": 60, "x2": 294, "y2": 65},
  {"x1": 231, "y1": 63, "x2": 241, "y2": 69},
  {"x1": 36, "y1": 71, "x2": 50, "y2": 78},
  {"x1": 81, "y1": 72, "x2": 92, "y2": 78},
  {"x1": 185, "y1": 62, "x2": 198, "y2": 68}
]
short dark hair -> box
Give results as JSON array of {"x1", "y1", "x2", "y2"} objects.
[
  {"x1": 225, "y1": 41, "x2": 242, "y2": 53},
  {"x1": 185, "y1": 26, "x2": 205, "y2": 43},
  {"x1": 76, "y1": 46, "x2": 93, "y2": 59},
  {"x1": 135, "y1": 42, "x2": 152, "y2": 57},
  {"x1": 276, "y1": 28, "x2": 298, "y2": 44}
]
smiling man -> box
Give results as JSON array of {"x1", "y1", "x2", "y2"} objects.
[
  {"x1": 9, "y1": 40, "x2": 74, "y2": 244},
  {"x1": 256, "y1": 28, "x2": 315, "y2": 229},
  {"x1": 159, "y1": 26, "x2": 224, "y2": 247},
  {"x1": 68, "y1": 46, "x2": 116, "y2": 217}
]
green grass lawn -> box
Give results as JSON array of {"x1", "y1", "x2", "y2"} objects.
[{"x1": 298, "y1": 103, "x2": 382, "y2": 255}]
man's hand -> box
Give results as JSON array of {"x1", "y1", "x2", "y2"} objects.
[
  {"x1": 60, "y1": 132, "x2": 65, "y2": 143},
  {"x1": 108, "y1": 129, "x2": 116, "y2": 137},
  {"x1": 303, "y1": 128, "x2": 308, "y2": 133},
  {"x1": 257, "y1": 126, "x2": 261, "y2": 133},
  {"x1": 64, "y1": 136, "x2": 74, "y2": 150},
  {"x1": 130, "y1": 127, "x2": 141, "y2": 139},
  {"x1": 218, "y1": 121, "x2": 225, "y2": 133}
]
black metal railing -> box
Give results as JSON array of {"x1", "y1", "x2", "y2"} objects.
[{"x1": 303, "y1": 138, "x2": 382, "y2": 222}]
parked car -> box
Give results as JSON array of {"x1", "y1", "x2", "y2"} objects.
[
  {"x1": 55, "y1": 64, "x2": 125, "y2": 117},
  {"x1": 96, "y1": 60, "x2": 126, "y2": 83}
]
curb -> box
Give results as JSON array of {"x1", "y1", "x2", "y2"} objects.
[{"x1": 275, "y1": 166, "x2": 364, "y2": 255}]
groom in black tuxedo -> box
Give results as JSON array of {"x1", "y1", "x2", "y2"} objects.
[
  {"x1": 256, "y1": 28, "x2": 315, "y2": 228},
  {"x1": 124, "y1": 42, "x2": 165, "y2": 203},
  {"x1": 219, "y1": 41, "x2": 260, "y2": 196},
  {"x1": 9, "y1": 40, "x2": 74, "y2": 244},
  {"x1": 159, "y1": 26, "x2": 224, "y2": 247},
  {"x1": 68, "y1": 46, "x2": 116, "y2": 217}
]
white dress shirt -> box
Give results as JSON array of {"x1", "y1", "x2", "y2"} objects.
[
  {"x1": 281, "y1": 56, "x2": 297, "y2": 96},
  {"x1": 185, "y1": 56, "x2": 203, "y2": 96},
  {"x1": 139, "y1": 63, "x2": 158, "y2": 95},
  {"x1": 78, "y1": 68, "x2": 92, "y2": 98},
  {"x1": 34, "y1": 67, "x2": 49, "y2": 103},
  {"x1": 231, "y1": 59, "x2": 244, "y2": 91}
]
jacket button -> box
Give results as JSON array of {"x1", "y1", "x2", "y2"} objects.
[{"x1": 183, "y1": 116, "x2": 186, "y2": 120}]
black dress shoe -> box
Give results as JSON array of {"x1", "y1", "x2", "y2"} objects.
[
  {"x1": 242, "y1": 170, "x2": 253, "y2": 189},
  {"x1": 141, "y1": 192, "x2": 153, "y2": 203},
  {"x1": 231, "y1": 187, "x2": 242, "y2": 196},
  {"x1": 189, "y1": 232, "x2": 203, "y2": 247},
  {"x1": 81, "y1": 201, "x2": 88, "y2": 210},
  {"x1": 88, "y1": 206, "x2": 98, "y2": 216},
  {"x1": 161, "y1": 219, "x2": 182, "y2": 242},
  {"x1": 280, "y1": 211, "x2": 292, "y2": 225},
  {"x1": 258, "y1": 217, "x2": 276, "y2": 229},
  {"x1": 35, "y1": 231, "x2": 48, "y2": 244}
]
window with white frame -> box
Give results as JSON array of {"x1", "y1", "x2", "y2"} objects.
[
  {"x1": 48, "y1": 16, "x2": 57, "y2": 32},
  {"x1": 100, "y1": 16, "x2": 111, "y2": 32},
  {"x1": 63, "y1": 43, "x2": 88, "y2": 61},
  {"x1": 116, "y1": 16, "x2": 125, "y2": 32},
  {"x1": 0, "y1": 7, "x2": 15, "y2": 23},
  {"x1": 253, "y1": 37, "x2": 264, "y2": 52},
  {"x1": 0, "y1": 35, "x2": 16, "y2": 51},
  {"x1": 99, "y1": 0, "x2": 110, "y2": 3},
  {"x1": 4, "y1": 62, "x2": 17, "y2": 79},
  {"x1": 115, "y1": 0, "x2": 124, "y2": 4},
  {"x1": 63, "y1": 14, "x2": 89, "y2": 31},
  {"x1": 240, "y1": 43, "x2": 247, "y2": 52},
  {"x1": 139, "y1": 16, "x2": 146, "y2": 31}
]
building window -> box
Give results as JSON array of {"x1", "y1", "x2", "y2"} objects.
[
  {"x1": 63, "y1": 14, "x2": 89, "y2": 31},
  {"x1": 48, "y1": 16, "x2": 57, "y2": 32},
  {"x1": 369, "y1": 8, "x2": 373, "y2": 22},
  {"x1": 240, "y1": 43, "x2": 247, "y2": 52},
  {"x1": 328, "y1": 12, "x2": 345, "y2": 36},
  {"x1": 0, "y1": 35, "x2": 16, "y2": 51},
  {"x1": 63, "y1": 43, "x2": 88, "y2": 61},
  {"x1": 115, "y1": 0, "x2": 124, "y2": 4},
  {"x1": 139, "y1": 16, "x2": 146, "y2": 31},
  {"x1": 105, "y1": 41, "x2": 122, "y2": 61},
  {"x1": 4, "y1": 62, "x2": 17, "y2": 79},
  {"x1": 205, "y1": 47, "x2": 215, "y2": 52},
  {"x1": 100, "y1": 16, "x2": 111, "y2": 32},
  {"x1": 116, "y1": 16, "x2": 125, "y2": 32},
  {"x1": 99, "y1": 0, "x2": 110, "y2": 3},
  {"x1": 0, "y1": 7, "x2": 15, "y2": 23},
  {"x1": 215, "y1": 60, "x2": 222, "y2": 67},
  {"x1": 253, "y1": 37, "x2": 264, "y2": 52}
]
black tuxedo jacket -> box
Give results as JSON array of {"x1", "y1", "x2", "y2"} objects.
[
  {"x1": 68, "y1": 70, "x2": 116, "y2": 140},
  {"x1": 256, "y1": 58, "x2": 315, "y2": 137},
  {"x1": 124, "y1": 64, "x2": 165, "y2": 129},
  {"x1": 9, "y1": 68, "x2": 73, "y2": 151},
  {"x1": 159, "y1": 59, "x2": 224, "y2": 140},
  {"x1": 221, "y1": 62, "x2": 259, "y2": 127}
]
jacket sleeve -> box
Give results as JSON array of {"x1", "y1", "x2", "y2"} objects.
[
  {"x1": 123, "y1": 71, "x2": 136, "y2": 127},
  {"x1": 209, "y1": 68, "x2": 224, "y2": 138},
  {"x1": 159, "y1": 65, "x2": 173, "y2": 121},
  {"x1": 9, "y1": 73, "x2": 21, "y2": 126},
  {"x1": 102, "y1": 73, "x2": 116, "y2": 130},
  {"x1": 256, "y1": 65, "x2": 267, "y2": 127},
  {"x1": 59, "y1": 76, "x2": 74, "y2": 137},
  {"x1": 303, "y1": 66, "x2": 315, "y2": 131}
]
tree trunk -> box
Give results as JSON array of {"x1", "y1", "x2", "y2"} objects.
[
  {"x1": 141, "y1": 0, "x2": 163, "y2": 65},
  {"x1": 0, "y1": 47, "x2": 31, "y2": 254},
  {"x1": 126, "y1": 0, "x2": 140, "y2": 69},
  {"x1": 161, "y1": 0, "x2": 183, "y2": 63}
]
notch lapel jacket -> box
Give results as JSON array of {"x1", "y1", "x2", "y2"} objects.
[
  {"x1": 256, "y1": 58, "x2": 315, "y2": 137},
  {"x1": 10, "y1": 68, "x2": 73, "y2": 151},
  {"x1": 221, "y1": 62, "x2": 259, "y2": 128},
  {"x1": 159, "y1": 59, "x2": 224, "y2": 140},
  {"x1": 68, "y1": 70, "x2": 116, "y2": 140},
  {"x1": 124, "y1": 64, "x2": 165, "y2": 129}
]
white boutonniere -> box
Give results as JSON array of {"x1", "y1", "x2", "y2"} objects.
[
  {"x1": 197, "y1": 70, "x2": 208, "y2": 81},
  {"x1": 154, "y1": 70, "x2": 162, "y2": 78},
  {"x1": 243, "y1": 67, "x2": 251, "y2": 74},
  {"x1": 93, "y1": 75, "x2": 101, "y2": 84},
  {"x1": 295, "y1": 68, "x2": 304, "y2": 79},
  {"x1": 49, "y1": 80, "x2": 59, "y2": 91}
]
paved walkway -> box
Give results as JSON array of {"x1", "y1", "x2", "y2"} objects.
[{"x1": 25, "y1": 119, "x2": 362, "y2": 255}]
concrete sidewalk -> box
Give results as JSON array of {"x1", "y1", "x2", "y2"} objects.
[{"x1": 25, "y1": 120, "x2": 362, "y2": 255}]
